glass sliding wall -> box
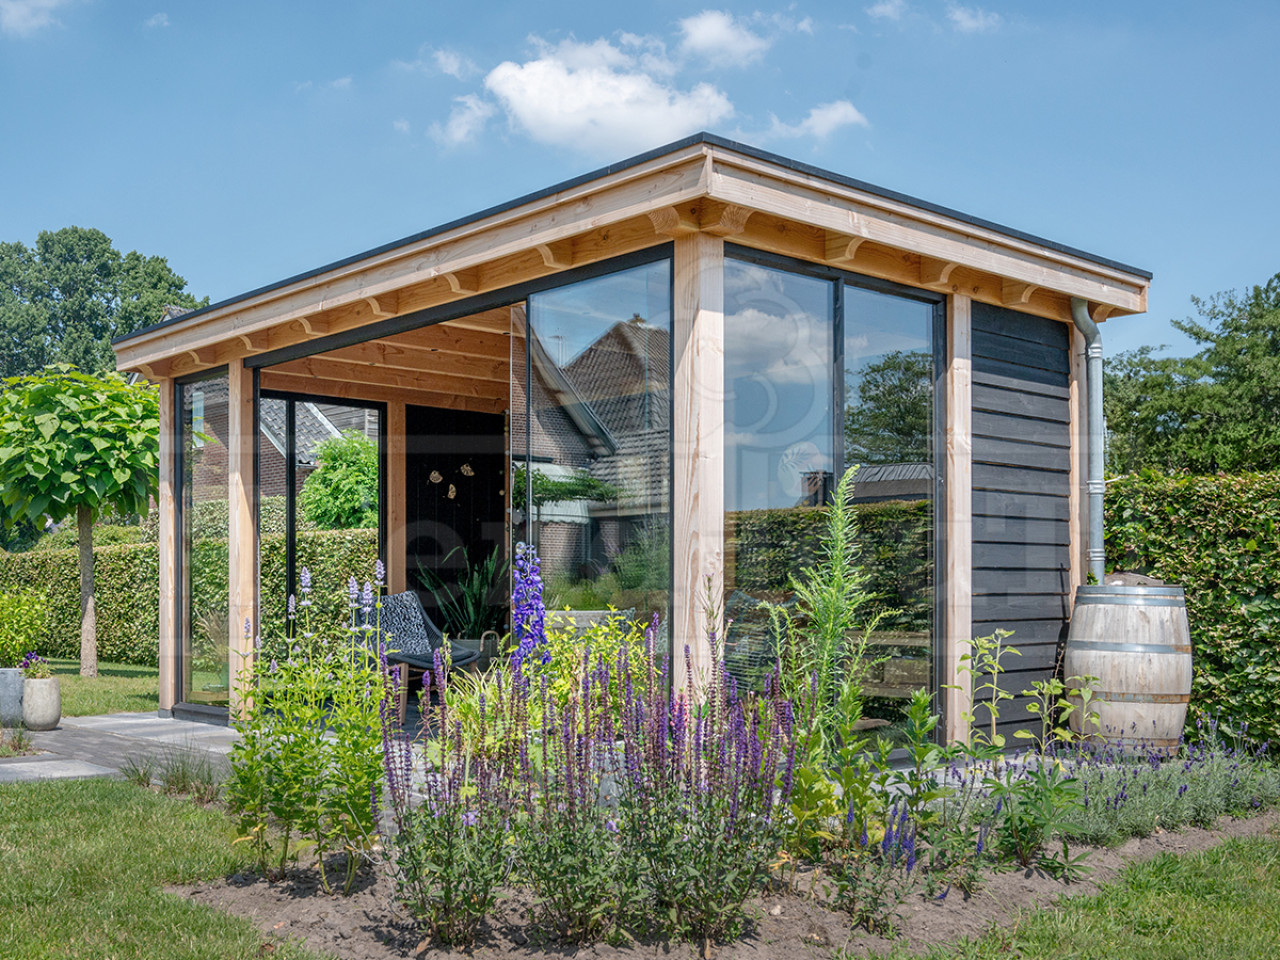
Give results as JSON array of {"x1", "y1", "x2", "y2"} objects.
[
  {"x1": 178, "y1": 371, "x2": 232, "y2": 708},
  {"x1": 257, "y1": 393, "x2": 384, "y2": 653},
  {"x1": 723, "y1": 251, "x2": 939, "y2": 742},
  {"x1": 517, "y1": 259, "x2": 673, "y2": 631}
]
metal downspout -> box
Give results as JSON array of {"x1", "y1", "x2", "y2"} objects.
[{"x1": 1071, "y1": 297, "x2": 1105, "y2": 583}]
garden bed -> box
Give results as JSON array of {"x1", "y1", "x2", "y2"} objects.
[{"x1": 175, "y1": 808, "x2": 1280, "y2": 959}]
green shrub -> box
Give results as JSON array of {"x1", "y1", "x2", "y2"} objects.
[
  {"x1": 298, "y1": 431, "x2": 379, "y2": 530},
  {"x1": 1106, "y1": 471, "x2": 1280, "y2": 742},
  {"x1": 0, "y1": 590, "x2": 49, "y2": 667},
  {"x1": 32, "y1": 523, "x2": 142, "y2": 552}
]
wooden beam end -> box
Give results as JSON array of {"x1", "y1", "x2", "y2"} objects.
[{"x1": 647, "y1": 206, "x2": 700, "y2": 238}]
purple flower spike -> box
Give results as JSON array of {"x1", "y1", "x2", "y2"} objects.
[
  {"x1": 348, "y1": 576, "x2": 359, "y2": 603},
  {"x1": 375, "y1": 558, "x2": 386, "y2": 586},
  {"x1": 299, "y1": 567, "x2": 312, "y2": 593}
]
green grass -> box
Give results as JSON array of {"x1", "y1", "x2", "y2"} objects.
[
  {"x1": 51, "y1": 657, "x2": 158, "y2": 717},
  {"x1": 871, "y1": 831, "x2": 1280, "y2": 959},
  {"x1": 0, "y1": 778, "x2": 321, "y2": 959}
]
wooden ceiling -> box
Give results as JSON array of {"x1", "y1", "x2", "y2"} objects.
[{"x1": 257, "y1": 308, "x2": 516, "y2": 414}]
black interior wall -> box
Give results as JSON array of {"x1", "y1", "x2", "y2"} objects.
[
  {"x1": 404, "y1": 405, "x2": 506, "y2": 628},
  {"x1": 969, "y1": 303, "x2": 1073, "y2": 741}
]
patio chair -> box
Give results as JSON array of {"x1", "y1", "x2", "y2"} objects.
[{"x1": 376, "y1": 590, "x2": 481, "y2": 723}]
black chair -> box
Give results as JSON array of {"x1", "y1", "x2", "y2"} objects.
[{"x1": 377, "y1": 591, "x2": 481, "y2": 723}]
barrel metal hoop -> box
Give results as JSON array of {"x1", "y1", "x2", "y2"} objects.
[
  {"x1": 1077, "y1": 585, "x2": 1186, "y2": 598},
  {"x1": 1075, "y1": 595, "x2": 1186, "y2": 607},
  {"x1": 1067, "y1": 640, "x2": 1192, "y2": 655},
  {"x1": 1093, "y1": 691, "x2": 1191, "y2": 704}
]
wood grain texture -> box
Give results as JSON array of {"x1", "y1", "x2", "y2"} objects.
[
  {"x1": 157, "y1": 378, "x2": 178, "y2": 712},
  {"x1": 943, "y1": 294, "x2": 973, "y2": 744},
  {"x1": 387, "y1": 401, "x2": 407, "y2": 594},
  {"x1": 672, "y1": 232, "x2": 725, "y2": 694},
  {"x1": 227, "y1": 362, "x2": 256, "y2": 717}
]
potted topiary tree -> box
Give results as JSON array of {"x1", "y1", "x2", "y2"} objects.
[
  {"x1": 20, "y1": 653, "x2": 59, "y2": 731},
  {"x1": 0, "y1": 590, "x2": 46, "y2": 726}
]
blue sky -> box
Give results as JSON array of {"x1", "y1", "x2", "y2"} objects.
[{"x1": 1, "y1": 0, "x2": 1277, "y2": 356}]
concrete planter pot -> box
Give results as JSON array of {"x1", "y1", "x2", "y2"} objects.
[
  {"x1": 22, "y1": 677, "x2": 60, "y2": 731},
  {"x1": 0, "y1": 667, "x2": 22, "y2": 727}
]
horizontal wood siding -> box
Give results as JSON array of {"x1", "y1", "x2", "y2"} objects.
[{"x1": 971, "y1": 303, "x2": 1072, "y2": 736}]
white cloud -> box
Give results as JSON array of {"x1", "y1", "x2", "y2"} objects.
[
  {"x1": 483, "y1": 37, "x2": 733, "y2": 156},
  {"x1": 392, "y1": 118, "x2": 410, "y2": 134},
  {"x1": 678, "y1": 10, "x2": 771, "y2": 68},
  {"x1": 865, "y1": 0, "x2": 906, "y2": 20},
  {"x1": 429, "y1": 93, "x2": 496, "y2": 146},
  {"x1": 0, "y1": 0, "x2": 69, "y2": 36},
  {"x1": 434, "y1": 48, "x2": 478, "y2": 79},
  {"x1": 143, "y1": 12, "x2": 168, "y2": 28},
  {"x1": 946, "y1": 3, "x2": 1001, "y2": 33},
  {"x1": 328, "y1": 76, "x2": 352, "y2": 89},
  {"x1": 768, "y1": 100, "x2": 868, "y2": 139}
]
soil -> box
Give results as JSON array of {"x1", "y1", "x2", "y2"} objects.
[{"x1": 174, "y1": 809, "x2": 1280, "y2": 959}]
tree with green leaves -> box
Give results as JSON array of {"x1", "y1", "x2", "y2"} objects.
[
  {"x1": 298, "y1": 431, "x2": 380, "y2": 530},
  {"x1": 1104, "y1": 271, "x2": 1280, "y2": 475},
  {"x1": 844, "y1": 350, "x2": 933, "y2": 465},
  {"x1": 0, "y1": 226, "x2": 206, "y2": 378},
  {"x1": 0, "y1": 366, "x2": 160, "y2": 677}
]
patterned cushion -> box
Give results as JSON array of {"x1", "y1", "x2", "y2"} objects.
[{"x1": 378, "y1": 591, "x2": 438, "y2": 658}]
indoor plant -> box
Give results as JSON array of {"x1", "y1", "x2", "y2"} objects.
[{"x1": 20, "y1": 652, "x2": 60, "y2": 731}]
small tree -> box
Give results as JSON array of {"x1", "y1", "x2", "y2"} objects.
[
  {"x1": 0, "y1": 365, "x2": 159, "y2": 677},
  {"x1": 298, "y1": 430, "x2": 380, "y2": 530}
]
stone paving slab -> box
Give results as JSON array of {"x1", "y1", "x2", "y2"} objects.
[{"x1": 0, "y1": 757, "x2": 116, "y2": 782}]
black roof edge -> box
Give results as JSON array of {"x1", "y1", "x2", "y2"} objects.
[{"x1": 113, "y1": 132, "x2": 1151, "y2": 348}]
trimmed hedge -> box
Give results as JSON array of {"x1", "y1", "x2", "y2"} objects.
[
  {"x1": 1106, "y1": 472, "x2": 1280, "y2": 742},
  {"x1": 0, "y1": 528, "x2": 379, "y2": 667}
]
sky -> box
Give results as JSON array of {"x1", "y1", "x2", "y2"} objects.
[{"x1": 1, "y1": 0, "x2": 1278, "y2": 357}]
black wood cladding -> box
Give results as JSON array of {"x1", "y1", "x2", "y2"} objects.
[{"x1": 970, "y1": 303, "x2": 1073, "y2": 699}]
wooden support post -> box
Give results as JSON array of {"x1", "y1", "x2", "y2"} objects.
[
  {"x1": 1068, "y1": 326, "x2": 1088, "y2": 603},
  {"x1": 672, "y1": 233, "x2": 725, "y2": 694},
  {"x1": 227, "y1": 362, "x2": 257, "y2": 717},
  {"x1": 387, "y1": 401, "x2": 408, "y2": 594},
  {"x1": 157, "y1": 379, "x2": 179, "y2": 713},
  {"x1": 943, "y1": 295, "x2": 973, "y2": 744}
]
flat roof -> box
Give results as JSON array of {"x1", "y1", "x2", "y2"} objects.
[{"x1": 114, "y1": 132, "x2": 1151, "y2": 347}]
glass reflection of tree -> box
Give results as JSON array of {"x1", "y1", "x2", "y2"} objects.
[{"x1": 844, "y1": 350, "x2": 932, "y2": 465}]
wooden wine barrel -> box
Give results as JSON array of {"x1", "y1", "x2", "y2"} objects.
[{"x1": 1064, "y1": 584, "x2": 1192, "y2": 749}]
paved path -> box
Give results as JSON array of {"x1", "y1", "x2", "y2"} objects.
[{"x1": 0, "y1": 712, "x2": 239, "y2": 784}]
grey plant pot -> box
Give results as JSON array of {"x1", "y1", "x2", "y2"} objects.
[
  {"x1": 23, "y1": 677, "x2": 61, "y2": 731},
  {"x1": 0, "y1": 667, "x2": 22, "y2": 727}
]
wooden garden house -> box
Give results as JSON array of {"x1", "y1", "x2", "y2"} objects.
[{"x1": 111, "y1": 133, "x2": 1151, "y2": 741}]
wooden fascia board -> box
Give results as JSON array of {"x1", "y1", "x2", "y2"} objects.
[
  {"x1": 704, "y1": 151, "x2": 1149, "y2": 313},
  {"x1": 113, "y1": 147, "x2": 711, "y2": 370}
]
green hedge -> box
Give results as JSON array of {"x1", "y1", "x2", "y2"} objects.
[
  {"x1": 1106, "y1": 472, "x2": 1280, "y2": 742},
  {"x1": 0, "y1": 528, "x2": 379, "y2": 667},
  {"x1": 728, "y1": 498, "x2": 933, "y2": 631}
]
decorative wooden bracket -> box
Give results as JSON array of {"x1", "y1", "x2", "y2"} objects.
[
  {"x1": 919, "y1": 256, "x2": 959, "y2": 287},
  {"x1": 824, "y1": 232, "x2": 866, "y2": 266},
  {"x1": 647, "y1": 206, "x2": 700, "y2": 238},
  {"x1": 535, "y1": 239, "x2": 574, "y2": 270},
  {"x1": 299, "y1": 316, "x2": 331, "y2": 336},
  {"x1": 444, "y1": 268, "x2": 481, "y2": 295},
  {"x1": 365, "y1": 292, "x2": 399, "y2": 319},
  {"x1": 184, "y1": 346, "x2": 218, "y2": 365},
  {"x1": 700, "y1": 202, "x2": 753, "y2": 237},
  {"x1": 236, "y1": 330, "x2": 272, "y2": 353},
  {"x1": 1001, "y1": 280, "x2": 1039, "y2": 307},
  {"x1": 1090, "y1": 302, "x2": 1115, "y2": 324}
]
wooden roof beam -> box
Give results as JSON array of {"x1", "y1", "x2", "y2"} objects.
[
  {"x1": 1002, "y1": 280, "x2": 1039, "y2": 307},
  {"x1": 825, "y1": 232, "x2": 867, "y2": 267},
  {"x1": 535, "y1": 239, "x2": 574, "y2": 270},
  {"x1": 919, "y1": 256, "x2": 959, "y2": 288}
]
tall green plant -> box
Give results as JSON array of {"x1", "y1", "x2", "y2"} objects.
[
  {"x1": 0, "y1": 364, "x2": 159, "y2": 677},
  {"x1": 298, "y1": 430, "x2": 379, "y2": 530},
  {"x1": 415, "y1": 545, "x2": 508, "y2": 638},
  {"x1": 769, "y1": 464, "x2": 890, "y2": 758},
  {"x1": 0, "y1": 590, "x2": 48, "y2": 667}
]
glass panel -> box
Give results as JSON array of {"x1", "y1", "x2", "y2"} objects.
[
  {"x1": 290, "y1": 401, "x2": 382, "y2": 643},
  {"x1": 723, "y1": 260, "x2": 834, "y2": 688},
  {"x1": 180, "y1": 374, "x2": 231, "y2": 706},
  {"x1": 843, "y1": 287, "x2": 935, "y2": 742},
  {"x1": 523, "y1": 261, "x2": 672, "y2": 632},
  {"x1": 257, "y1": 396, "x2": 290, "y2": 642}
]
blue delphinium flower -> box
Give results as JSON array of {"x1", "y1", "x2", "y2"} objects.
[{"x1": 510, "y1": 542, "x2": 548, "y2": 674}]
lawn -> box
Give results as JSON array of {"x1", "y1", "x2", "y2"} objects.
[
  {"x1": 51, "y1": 657, "x2": 158, "y2": 717},
  {"x1": 877, "y1": 831, "x2": 1280, "y2": 960},
  {"x1": 0, "y1": 778, "x2": 320, "y2": 960}
]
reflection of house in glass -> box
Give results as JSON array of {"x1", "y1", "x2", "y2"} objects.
[{"x1": 113, "y1": 133, "x2": 1151, "y2": 746}]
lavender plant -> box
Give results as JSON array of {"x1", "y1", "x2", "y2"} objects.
[{"x1": 831, "y1": 801, "x2": 919, "y2": 936}]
